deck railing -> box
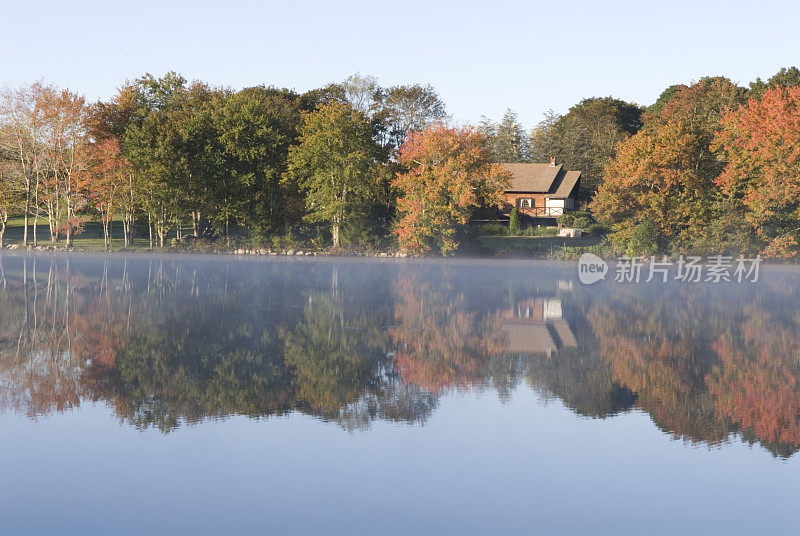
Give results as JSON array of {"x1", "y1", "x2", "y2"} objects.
[{"x1": 521, "y1": 207, "x2": 564, "y2": 217}]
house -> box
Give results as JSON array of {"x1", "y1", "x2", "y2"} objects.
[{"x1": 500, "y1": 158, "x2": 581, "y2": 218}]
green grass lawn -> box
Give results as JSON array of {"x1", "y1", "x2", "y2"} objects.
[
  {"x1": 2, "y1": 216, "x2": 153, "y2": 250},
  {"x1": 477, "y1": 235, "x2": 603, "y2": 257},
  {"x1": 2, "y1": 214, "x2": 604, "y2": 257}
]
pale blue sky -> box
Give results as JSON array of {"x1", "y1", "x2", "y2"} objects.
[{"x1": 2, "y1": 0, "x2": 799, "y2": 129}]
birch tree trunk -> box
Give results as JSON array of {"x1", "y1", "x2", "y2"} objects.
[{"x1": 0, "y1": 212, "x2": 6, "y2": 248}]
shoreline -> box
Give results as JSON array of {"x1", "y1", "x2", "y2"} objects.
[{"x1": 2, "y1": 245, "x2": 800, "y2": 268}]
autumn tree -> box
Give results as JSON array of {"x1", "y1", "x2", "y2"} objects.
[
  {"x1": 590, "y1": 122, "x2": 713, "y2": 254},
  {"x1": 713, "y1": 86, "x2": 800, "y2": 257},
  {"x1": 0, "y1": 83, "x2": 92, "y2": 247},
  {"x1": 587, "y1": 285, "x2": 735, "y2": 445},
  {"x1": 86, "y1": 86, "x2": 139, "y2": 246},
  {"x1": 87, "y1": 138, "x2": 128, "y2": 249},
  {"x1": 591, "y1": 77, "x2": 747, "y2": 253},
  {"x1": 390, "y1": 272, "x2": 506, "y2": 392},
  {"x1": 392, "y1": 124, "x2": 510, "y2": 254},
  {"x1": 38, "y1": 86, "x2": 89, "y2": 246},
  {"x1": 286, "y1": 102, "x2": 384, "y2": 246}
]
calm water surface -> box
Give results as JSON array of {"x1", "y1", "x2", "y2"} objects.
[{"x1": 0, "y1": 253, "x2": 798, "y2": 535}]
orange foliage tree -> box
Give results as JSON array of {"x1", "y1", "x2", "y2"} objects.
[
  {"x1": 591, "y1": 77, "x2": 747, "y2": 254},
  {"x1": 39, "y1": 86, "x2": 90, "y2": 246},
  {"x1": 590, "y1": 121, "x2": 713, "y2": 252},
  {"x1": 86, "y1": 138, "x2": 129, "y2": 249},
  {"x1": 713, "y1": 86, "x2": 800, "y2": 257},
  {"x1": 392, "y1": 124, "x2": 510, "y2": 254}
]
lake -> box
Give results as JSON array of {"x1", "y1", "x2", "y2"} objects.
[{"x1": 0, "y1": 253, "x2": 798, "y2": 535}]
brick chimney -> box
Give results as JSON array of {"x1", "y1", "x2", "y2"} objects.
[{"x1": 549, "y1": 156, "x2": 556, "y2": 167}]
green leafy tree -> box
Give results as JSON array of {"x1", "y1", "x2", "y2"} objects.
[
  {"x1": 481, "y1": 109, "x2": 527, "y2": 162},
  {"x1": 0, "y1": 162, "x2": 24, "y2": 247},
  {"x1": 749, "y1": 66, "x2": 800, "y2": 100},
  {"x1": 284, "y1": 291, "x2": 387, "y2": 414},
  {"x1": 118, "y1": 72, "x2": 193, "y2": 246},
  {"x1": 528, "y1": 97, "x2": 643, "y2": 197},
  {"x1": 211, "y1": 86, "x2": 302, "y2": 240},
  {"x1": 378, "y1": 84, "x2": 448, "y2": 149},
  {"x1": 647, "y1": 84, "x2": 686, "y2": 117},
  {"x1": 340, "y1": 73, "x2": 381, "y2": 116},
  {"x1": 287, "y1": 103, "x2": 384, "y2": 247}
]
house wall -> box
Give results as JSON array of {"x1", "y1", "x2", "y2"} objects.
[
  {"x1": 504, "y1": 193, "x2": 548, "y2": 215},
  {"x1": 503, "y1": 193, "x2": 580, "y2": 217}
]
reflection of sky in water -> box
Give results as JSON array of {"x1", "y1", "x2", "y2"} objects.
[
  {"x1": 0, "y1": 254, "x2": 799, "y2": 534},
  {"x1": 3, "y1": 390, "x2": 797, "y2": 535}
]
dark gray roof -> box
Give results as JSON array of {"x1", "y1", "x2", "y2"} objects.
[{"x1": 500, "y1": 163, "x2": 581, "y2": 198}]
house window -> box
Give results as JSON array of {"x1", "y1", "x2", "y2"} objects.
[{"x1": 517, "y1": 198, "x2": 533, "y2": 209}]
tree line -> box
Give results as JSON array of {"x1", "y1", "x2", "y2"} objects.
[
  {"x1": 0, "y1": 73, "x2": 505, "y2": 253},
  {"x1": 590, "y1": 67, "x2": 800, "y2": 257},
  {"x1": 3, "y1": 67, "x2": 800, "y2": 255},
  {"x1": 478, "y1": 66, "x2": 800, "y2": 258}
]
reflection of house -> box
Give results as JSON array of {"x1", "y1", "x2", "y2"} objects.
[
  {"x1": 501, "y1": 298, "x2": 577, "y2": 356},
  {"x1": 500, "y1": 159, "x2": 581, "y2": 219},
  {"x1": 504, "y1": 323, "x2": 557, "y2": 354},
  {"x1": 557, "y1": 279, "x2": 574, "y2": 292}
]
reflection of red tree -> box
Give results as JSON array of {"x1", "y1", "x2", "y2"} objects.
[
  {"x1": 708, "y1": 315, "x2": 800, "y2": 448},
  {"x1": 390, "y1": 275, "x2": 505, "y2": 393},
  {"x1": 0, "y1": 278, "x2": 129, "y2": 417},
  {"x1": 71, "y1": 298, "x2": 125, "y2": 366}
]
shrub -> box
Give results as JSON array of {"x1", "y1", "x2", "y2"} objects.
[
  {"x1": 481, "y1": 223, "x2": 507, "y2": 236},
  {"x1": 572, "y1": 216, "x2": 592, "y2": 229},
  {"x1": 557, "y1": 213, "x2": 575, "y2": 227},
  {"x1": 509, "y1": 208, "x2": 521, "y2": 234},
  {"x1": 584, "y1": 223, "x2": 607, "y2": 237},
  {"x1": 559, "y1": 210, "x2": 594, "y2": 228},
  {"x1": 549, "y1": 239, "x2": 614, "y2": 260},
  {"x1": 624, "y1": 218, "x2": 660, "y2": 256},
  {"x1": 536, "y1": 226, "x2": 559, "y2": 237}
]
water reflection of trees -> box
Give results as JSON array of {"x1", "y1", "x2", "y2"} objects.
[
  {"x1": 0, "y1": 256, "x2": 439, "y2": 432},
  {"x1": 2, "y1": 255, "x2": 800, "y2": 458},
  {"x1": 390, "y1": 271, "x2": 508, "y2": 394},
  {"x1": 584, "y1": 281, "x2": 800, "y2": 458}
]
